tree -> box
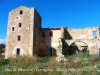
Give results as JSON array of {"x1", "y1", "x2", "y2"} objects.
[{"x1": 0, "y1": 44, "x2": 5, "y2": 53}]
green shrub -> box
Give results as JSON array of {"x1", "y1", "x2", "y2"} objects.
[
  {"x1": 0, "y1": 56, "x2": 9, "y2": 65},
  {"x1": 37, "y1": 56, "x2": 54, "y2": 63}
]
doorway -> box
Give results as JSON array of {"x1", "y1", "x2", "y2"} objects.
[
  {"x1": 16, "y1": 48, "x2": 20, "y2": 55},
  {"x1": 48, "y1": 47, "x2": 52, "y2": 56}
]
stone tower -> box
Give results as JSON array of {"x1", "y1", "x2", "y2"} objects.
[{"x1": 5, "y1": 6, "x2": 41, "y2": 59}]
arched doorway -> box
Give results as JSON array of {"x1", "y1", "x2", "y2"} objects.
[{"x1": 69, "y1": 41, "x2": 88, "y2": 55}]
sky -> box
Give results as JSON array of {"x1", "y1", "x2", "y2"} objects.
[{"x1": 0, "y1": 0, "x2": 100, "y2": 44}]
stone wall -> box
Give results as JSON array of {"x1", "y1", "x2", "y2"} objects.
[
  {"x1": 39, "y1": 28, "x2": 61, "y2": 56},
  {"x1": 5, "y1": 6, "x2": 100, "y2": 59},
  {"x1": 63, "y1": 27, "x2": 100, "y2": 55},
  {"x1": 33, "y1": 9, "x2": 41, "y2": 56},
  {"x1": 5, "y1": 6, "x2": 41, "y2": 59},
  {"x1": 64, "y1": 27, "x2": 99, "y2": 39}
]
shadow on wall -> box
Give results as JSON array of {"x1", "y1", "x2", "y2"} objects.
[
  {"x1": 61, "y1": 28, "x2": 73, "y2": 55},
  {"x1": 64, "y1": 28, "x2": 72, "y2": 40},
  {"x1": 39, "y1": 46, "x2": 56, "y2": 57},
  {"x1": 69, "y1": 43, "x2": 78, "y2": 55},
  {"x1": 39, "y1": 29, "x2": 56, "y2": 57},
  {"x1": 62, "y1": 40, "x2": 88, "y2": 55},
  {"x1": 48, "y1": 47, "x2": 56, "y2": 56},
  {"x1": 69, "y1": 42, "x2": 88, "y2": 55},
  {"x1": 62, "y1": 27, "x2": 89, "y2": 55},
  {"x1": 62, "y1": 39, "x2": 69, "y2": 55}
]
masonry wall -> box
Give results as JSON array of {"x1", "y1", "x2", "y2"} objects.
[
  {"x1": 64, "y1": 27, "x2": 99, "y2": 40},
  {"x1": 33, "y1": 9, "x2": 41, "y2": 56},
  {"x1": 5, "y1": 6, "x2": 41, "y2": 58},
  {"x1": 39, "y1": 29, "x2": 61, "y2": 56},
  {"x1": 63, "y1": 27, "x2": 100, "y2": 55}
]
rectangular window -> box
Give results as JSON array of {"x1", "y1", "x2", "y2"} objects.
[
  {"x1": 17, "y1": 36, "x2": 21, "y2": 41},
  {"x1": 20, "y1": 10, "x2": 23, "y2": 14},
  {"x1": 93, "y1": 31, "x2": 97, "y2": 37},
  {"x1": 19, "y1": 23, "x2": 21, "y2": 27},
  {"x1": 42, "y1": 32, "x2": 45, "y2": 37},
  {"x1": 50, "y1": 31, "x2": 53, "y2": 36},
  {"x1": 12, "y1": 27, "x2": 14, "y2": 31},
  {"x1": 16, "y1": 48, "x2": 20, "y2": 55}
]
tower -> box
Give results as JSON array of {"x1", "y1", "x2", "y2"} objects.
[{"x1": 5, "y1": 6, "x2": 41, "y2": 59}]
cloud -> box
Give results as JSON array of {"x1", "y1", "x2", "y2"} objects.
[{"x1": 0, "y1": 39, "x2": 6, "y2": 44}]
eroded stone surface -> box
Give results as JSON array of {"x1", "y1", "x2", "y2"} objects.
[{"x1": 5, "y1": 6, "x2": 100, "y2": 60}]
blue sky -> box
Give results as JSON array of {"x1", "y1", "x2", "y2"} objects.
[{"x1": 0, "y1": 0, "x2": 100, "y2": 43}]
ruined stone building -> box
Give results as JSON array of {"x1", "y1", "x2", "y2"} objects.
[{"x1": 5, "y1": 6, "x2": 100, "y2": 59}]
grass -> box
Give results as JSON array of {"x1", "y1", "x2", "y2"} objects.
[{"x1": 0, "y1": 51, "x2": 100, "y2": 75}]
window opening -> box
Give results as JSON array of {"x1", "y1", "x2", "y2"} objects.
[
  {"x1": 17, "y1": 36, "x2": 21, "y2": 41},
  {"x1": 20, "y1": 10, "x2": 23, "y2": 14},
  {"x1": 50, "y1": 31, "x2": 53, "y2": 36},
  {"x1": 12, "y1": 27, "x2": 14, "y2": 31},
  {"x1": 19, "y1": 23, "x2": 21, "y2": 27},
  {"x1": 93, "y1": 31, "x2": 97, "y2": 38},
  {"x1": 42, "y1": 32, "x2": 45, "y2": 37}
]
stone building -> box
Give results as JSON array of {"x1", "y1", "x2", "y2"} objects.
[
  {"x1": 5, "y1": 6, "x2": 100, "y2": 59},
  {"x1": 5, "y1": 6, "x2": 41, "y2": 59}
]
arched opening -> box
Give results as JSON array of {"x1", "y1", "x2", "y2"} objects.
[{"x1": 69, "y1": 41, "x2": 88, "y2": 55}]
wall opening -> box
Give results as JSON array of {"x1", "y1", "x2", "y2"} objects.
[
  {"x1": 17, "y1": 16, "x2": 19, "y2": 19},
  {"x1": 69, "y1": 41, "x2": 88, "y2": 55},
  {"x1": 42, "y1": 32, "x2": 45, "y2": 37},
  {"x1": 69, "y1": 43, "x2": 78, "y2": 55},
  {"x1": 48, "y1": 47, "x2": 53, "y2": 56},
  {"x1": 16, "y1": 48, "x2": 20, "y2": 55},
  {"x1": 50, "y1": 31, "x2": 53, "y2": 36},
  {"x1": 12, "y1": 27, "x2": 14, "y2": 31},
  {"x1": 20, "y1": 10, "x2": 23, "y2": 15},
  {"x1": 93, "y1": 31, "x2": 97, "y2": 38},
  {"x1": 50, "y1": 47, "x2": 52, "y2": 56},
  {"x1": 19, "y1": 23, "x2": 22, "y2": 27},
  {"x1": 17, "y1": 36, "x2": 21, "y2": 41}
]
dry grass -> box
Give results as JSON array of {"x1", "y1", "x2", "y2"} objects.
[{"x1": 0, "y1": 52, "x2": 100, "y2": 75}]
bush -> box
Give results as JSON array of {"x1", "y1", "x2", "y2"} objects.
[
  {"x1": 0, "y1": 44, "x2": 5, "y2": 53},
  {"x1": 0, "y1": 56, "x2": 5, "y2": 65}
]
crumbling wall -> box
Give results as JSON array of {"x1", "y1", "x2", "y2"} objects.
[
  {"x1": 65, "y1": 27, "x2": 99, "y2": 39},
  {"x1": 63, "y1": 27, "x2": 100, "y2": 55}
]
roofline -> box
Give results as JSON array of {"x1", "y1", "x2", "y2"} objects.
[
  {"x1": 40, "y1": 27, "x2": 67, "y2": 30},
  {"x1": 41, "y1": 28, "x2": 61, "y2": 30}
]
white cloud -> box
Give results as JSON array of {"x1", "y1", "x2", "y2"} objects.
[{"x1": 0, "y1": 39, "x2": 6, "y2": 44}]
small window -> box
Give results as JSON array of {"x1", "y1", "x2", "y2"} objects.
[
  {"x1": 50, "y1": 31, "x2": 53, "y2": 36},
  {"x1": 19, "y1": 23, "x2": 21, "y2": 27},
  {"x1": 20, "y1": 10, "x2": 23, "y2": 14},
  {"x1": 17, "y1": 16, "x2": 19, "y2": 19},
  {"x1": 12, "y1": 27, "x2": 14, "y2": 31},
  {"x1": 93, "y1": 31, "x2": 97, "y2": 37},
  {"x1": 16, "y1": 48, "x2": 20, "y2": 55},
  {"x1": 42, "y1": 32, "x2": 45, "y2": 37},
  {"x1": 17, "y1": 36, "x2": 21, "y2": 41}
]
